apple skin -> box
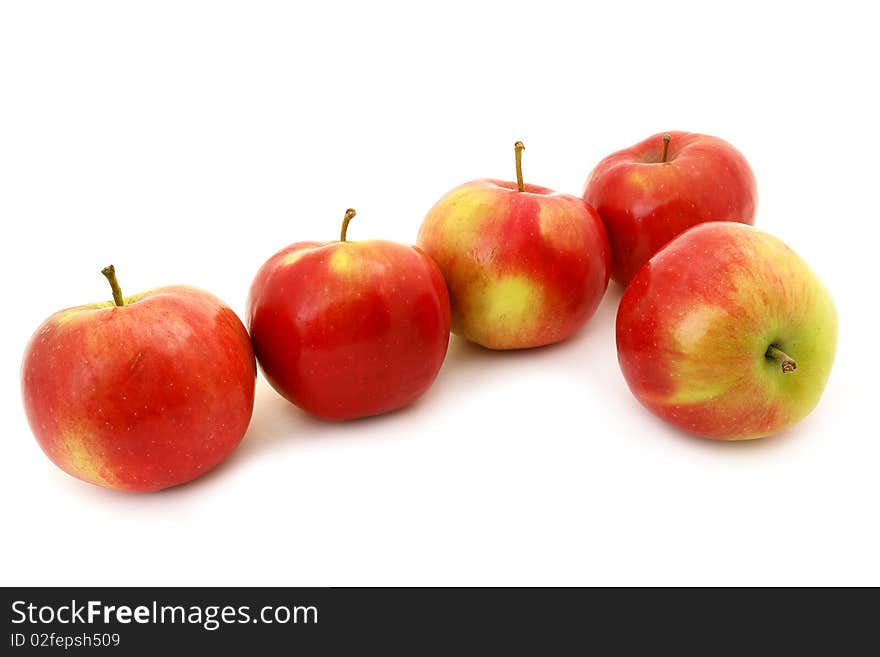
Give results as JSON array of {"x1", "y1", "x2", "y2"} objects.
[
  {"x1": 21, "y1": 286, "x2": 257, "y2": 491},
  {"x1": 417, "y1": 180, "x2": 611, "y2": 349},
  {"x1": 616, "y1": 222, "x2": 837, "y2": 440},
  {"x1": 247, "y1": 238, "x2": 451, "y2": 421},
  {"x1": 583, "y1": 131, "x2": 757, "y2": 285}
]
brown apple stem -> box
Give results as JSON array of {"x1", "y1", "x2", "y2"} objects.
[
  {"x1": 101, "y1": 265, "x2": 125, "y2": 307},
  {"x1": 514, "y1": 141, "x2": 525, "y2": 192},
  {"x1": 661, "y1": 134, "x2": 671, "y2": 163},
  {"x1": 766, "y1": 345, "x2": 797, "y2": 373},
  {"x1": 340, "y1": 208, "x2": 357, "y2": 242}
]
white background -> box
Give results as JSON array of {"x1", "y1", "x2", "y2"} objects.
[{"x1": 1, "y1": 1, "x2": 877, "y2": 586}]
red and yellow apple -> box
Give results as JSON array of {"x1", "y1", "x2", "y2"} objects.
[
  {"x1": 583, "y1": 131, "x2": 757, "y2": 285},
  {"x1": 21, "y1": 266, "x2": 256, "y2": 491},
  {"x1": 247, "y1": 209, "x2": 451, "y2": 421},
  {"x1": 417, "y1": 142, "x2": 611, "y2": 349},
  {"x1": 616, "y1": 223, "x2": 837, "y2": 440}
]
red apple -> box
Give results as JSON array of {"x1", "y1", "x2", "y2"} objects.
[
  {"x1": 616, "y1": 223, "x2": 837, "y2": 440},
  {"x1": 21, "y1": 266, "x2": 256, "y2": 491},
  {"x1": 247, "y1": 209, "x2": 451, "y2": 421},
  {"x1": 417, "y1": 142, "x2": 611, "y2": 349},
  {"x1": 583, "y1": 131, "x2": 757, "y2": 285}
]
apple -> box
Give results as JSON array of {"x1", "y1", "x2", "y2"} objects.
[
  {"x1": 417, "y1": 141, "x2": 611, "y2": 349},
  {"x1": 616, "y1": 222, "x2": 837, "y2": 440},
  {"x1": 583, "y1": 131, "x2": 757, "y2": 285},
  {"x1": 21, "y1": 265, "x2": 256, "y2": 491},
  {"x1": 247, "y1": 209, "x2": 451, "y2": 421}
]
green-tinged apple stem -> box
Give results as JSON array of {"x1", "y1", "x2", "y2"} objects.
[
  {"x1": 661, "y1": 134, "x2": 671, "y2": 163},
  {"x1": 766, "y1": 345, "x2": 797, "y2": 373},
  {"x1": 514, "y1": 141, "x2": 525, "y2": 192},
  {"x1": 101, "y1": 265, "x2": 125, "y2": 307},
  {"x1": 340, "y1": 208, "x2": 357, "y2": 242}
]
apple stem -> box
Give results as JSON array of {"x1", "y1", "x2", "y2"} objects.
[
  {"x1": 339, "y1": 208, "x2": 357, "y2": 242},
  {"x1": 101, "y1": 265, "x2": 125, "y2": 307},
  {"x1": 661, "y1": 134, "x2": 671, "y2": 163},
  {"x1": 766, "y1": 345, "x2": 797, "y2": 373},
  {"x1": 514, "y1": 141, "x2": 525, "y2": 192}
]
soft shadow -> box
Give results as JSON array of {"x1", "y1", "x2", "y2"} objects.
[
  {"x1": 429, "y1": 283, "x2": 623, "y2": 400},
  {"x1": 240, "y1": 378, "x2": 428, "y2": 455},
  {"x1": 54, "y1": 284, "x2": 638, "y2": 501},
  {"x1": 632, "y1": 397, "x2": 810, "y2": 455},
  {"x1": 83, "y1": 362, "x2": 460, "y2": 501},
  {"x1": 444, "y1": 284, "x2": 622, "y2": 363}
]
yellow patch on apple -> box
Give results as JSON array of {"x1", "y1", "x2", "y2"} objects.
[
  {"x1": 59, "y1": 429, "x2": 115, "y2": 488},
  {"x1": 435, "y1": 186, "x2": 496, "y2": 243},
  {"x1": 538, "y1": 200, "x2": 584, "y2": 252},
  {"x1": 626, "y1": 170, "x2": 652, "y2": 192},
  {"x1": 329, "y1": 246, "x2": 358, "y2": 275},
  {"x1": 462, "y1": 274, "x2": 543, "y2": 346},
  {"x1": 281, "y1": 250, "x2": 309, "y2": 267}
]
